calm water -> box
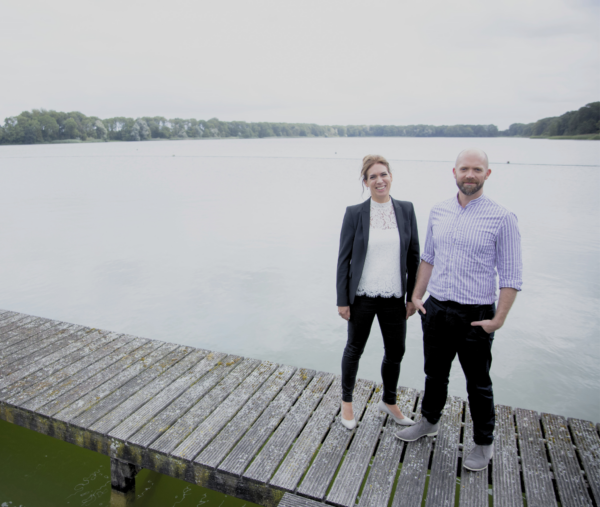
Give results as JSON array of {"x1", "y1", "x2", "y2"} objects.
[{"x1": 0, "y1": 137, "x2": 598, "y2": 506}]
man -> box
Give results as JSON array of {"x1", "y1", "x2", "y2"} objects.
[{"x1": 395, "y1": 149, "x2": 522, "y2": 472}]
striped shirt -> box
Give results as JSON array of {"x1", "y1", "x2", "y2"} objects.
[{"x1": 422, "y1": 193, "x2": 522, "y2": 305}]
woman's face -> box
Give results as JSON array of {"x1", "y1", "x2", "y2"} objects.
[{"x1": 364, "y1": 163, "x2": 392, "y2": 201}]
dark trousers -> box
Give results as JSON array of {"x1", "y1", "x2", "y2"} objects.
[
  {"x1": 420, "y1": 296, "x2": 496, "y2": 445},
  {"x1": 341, "y1": 295, "x2": 407, "y2": 405}
]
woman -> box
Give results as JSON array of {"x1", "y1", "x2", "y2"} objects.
[{"x1": 336, "y1": 154, "x2": 420, "y2": 429}]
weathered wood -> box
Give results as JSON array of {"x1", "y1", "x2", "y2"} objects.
[
  {"x1": 0, "y1": 314, "x2": 34, "y2": 341},
  {"x1": 569, "y1": 417, "x2": 600, "y2": 505},
  {"x1": 110, "y1": 457, "x2": 139, "y2": 493},
  {"x1": 0, "y1": 324, "x2": 87, "y2": 380},
  {"x1": 459, "y1": 403, "x2": 489, "y2": 507},
  {"x1": 542, "y1": 413, "x2": 593, "y2": 506},
  {"x1": 0, "y1": 318, "x2": 62, "y2": 359},
  {"x1": 53, "y1": 341, "x2": 176, "y2": 422},
  {"x1": 326, "y1": 384, "x2": 385, "y2": 507},
  {"x1": 125, "y1": 353, "x2": 236, "y2": 448},
  {"x1": 242, "y1": 372, "x2": 335, "y2": 485},
  {"x1": 295, "y1": 378, "x2": 374, "y2": 501},
  {"x1": 171, "y1": 360, "x2": 279, "y2": 462},
  {"x1": 358, "y1": 386, "x2": 418, "y2": 507},
  {"x1": 148, "y1": 357, "x2": 261, "y2": 456},
  {"x1": 89, "y1": 348, "x2": 210, "y2": 436},
  {"x1": 492, "y1": 404, "x2": 523, "y2": 507},
  {"x1": 424, "y1": 396, "x2": 463, "y2": 507},
  {"x1": 391, "y1": 393, "x2": 433, "y2": 507},
  {"x1": 22, "y1": 336, "x2": 149, "y2": 413},
  {"x1": 2, "y1": 331, "x2": 124, "y2": 405},
  {"x1": 194, "y1": 366, "x2": 300, "y2": 468},
  {"x1": 70, "y1": 346, "x2": 196, "y2": 429},
  {"x1": 268, "y1": 376, "x2": 342, "y2": 492},
  {"x1": 278, "y1": 492, "x2": 326, "y2": 507},
  {"x1": 514, "y1": 408, "x2": 557, "y2": 507},
  {"x1": 217, "y1": 368, "x2": 314, "y2": 476}
]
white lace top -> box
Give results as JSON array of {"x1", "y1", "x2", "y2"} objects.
[{"x1": 356, "y1": 199, "x2": 403, "y2": 298}]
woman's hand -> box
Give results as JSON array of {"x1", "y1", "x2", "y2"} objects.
[
  {"x1": 406, "y1": 302, "x2": 417, "y2": 319},
  {"x1": 338, "y1": 306, "x2": 351, "y2": 321}
]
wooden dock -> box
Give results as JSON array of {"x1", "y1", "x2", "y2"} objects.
[{"x1": 0, "y1": 309, "x2": 598, "y2": 507}]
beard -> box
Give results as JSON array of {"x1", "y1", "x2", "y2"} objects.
[{"x1": 457, "y1": 179, "x2": 484, "y2": 196}]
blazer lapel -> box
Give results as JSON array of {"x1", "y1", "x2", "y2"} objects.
[
  {"x1": 362, "y1": 198, "x2": 370, "y2": 252},
  {"x1": 392, "y1": 199, "x2": 405, "y2": 250}
]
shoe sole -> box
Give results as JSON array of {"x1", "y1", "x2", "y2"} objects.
[
  {"x1": 394, "y1": 430, "x2": 438, "y2": 442},
  {"x1": 463, "y1": 463, "x2": 489, "y2": 472},
  {"x1": 378, "y1": 409, "x2": 414, "y2": 425}
]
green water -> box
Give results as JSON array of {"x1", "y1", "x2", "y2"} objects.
[{"x1": 0, "y1": 419, "x2": 259, "y2": 507}]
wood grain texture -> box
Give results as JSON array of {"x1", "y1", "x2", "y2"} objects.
[
  {"x1": 217, "y1": 368, "x2": 315, "y2": 476},
  {"x1": 268, "y1": 376, "x2": 342, "y2": 492},
  {"x1": 0, "y1": 314, "x2": 35, "y2": 343},
  {"x1": 243, "y1": 372, "x2": 335, "y2": 485},
  {"x1": 459, "y1": 403, "x2": 489, "y2": 507},
  {"x1": 148, "y1": 357, "x2": 260, "y2": 456},
  {"x1": 391, "y1": 393, "x2": 433, "y2": 507},
  {"x1": 295, "y1": 378, "x2": 374, "y2": 501},
  {"x1": 542, "y1": 413, "x2": 593, "y2": 507},
  {"x1": 424, "y1": 396, "x2": 463, "y2": 507},
  {"x1": 0, "y1": 318, "x2": 62, "y2": 360},
  {"x1": 2, "y1": 331, "x2": 124, "y2": 405},
  {"x1": 492, "y1": 404, "x2": 523, "y2": 507},
  {"x1": 278, "y1": 492, "x2": 327, "y2": 507},
  {"x1": 514, "y1": 408, "x2": 557, "y2": 507},
  {"x1": 569, "y1": 417, "x2": 600, "y2": 505},
  {"x1": 326, "y1": 384, "x2": 385, "y2": 507},
  {"x1": 358, "y1": 386, "x2": 418, "y2": 507},
  {"x1": 171, "y1": 360, "x2": 279, "y2": 462},
  {"x1": 198, "y1": 365, "x2": 301, "y2": 469}
]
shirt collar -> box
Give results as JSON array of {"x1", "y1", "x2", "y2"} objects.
[{"x1": 455, "y1": 192, "x2": 487, "y2": 209}]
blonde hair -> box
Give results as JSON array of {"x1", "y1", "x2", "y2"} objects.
[{"x1": 360, "y1": 154, "x2": 391, "y2": 182}]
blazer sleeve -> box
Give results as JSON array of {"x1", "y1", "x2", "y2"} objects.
[
  {"x1": 336, "y1": 207, "x2": 355, "y2": 307},
  {"x1": 405, "y1": 203, "x2": 420, "y2": 303}
]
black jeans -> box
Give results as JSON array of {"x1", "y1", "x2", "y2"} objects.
[
  {"x1": 420, "y1": 296, "x2": 496, "y2": 445},
  {"x1": 341, "y1": 295, "x2": 407, "y2": 405}
]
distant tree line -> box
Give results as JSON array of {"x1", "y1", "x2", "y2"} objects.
[{"x1": 0, "y1": 102, "x2": 597, "y2": 145}]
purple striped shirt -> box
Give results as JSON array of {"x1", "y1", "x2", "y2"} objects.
[{"x1": 422, "y1": 193, "x2": 522, "y2": 305}]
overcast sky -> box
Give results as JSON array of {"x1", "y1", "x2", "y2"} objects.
[{"x1": 1, "y1": 0, "x2": 598, "y2": 129}]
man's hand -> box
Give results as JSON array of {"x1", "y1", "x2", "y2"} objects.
[
  {"x1": 338, "y1": 306, "x2": 350, "y2": 321},
  {"x1": 406, "y1": 302, "x2": 417, "y2": 319},
  {"x1": 412, "y1": 297, "x2": 426, "y2": 314},
  {"x1": 470, "y1": 318, "x2": 503, "y2": 334}
]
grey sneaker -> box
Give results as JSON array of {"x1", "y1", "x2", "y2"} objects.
[
  {"x1": 394, "y1": 418, "x2": 439, "y2": 442},
  {"x1": 463, "y1": 442, "x2": 494, "y2": 471}
]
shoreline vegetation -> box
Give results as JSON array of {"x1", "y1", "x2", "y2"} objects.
[{"x1": 0, "y1": 102, "x2": 597, "y2": 146}]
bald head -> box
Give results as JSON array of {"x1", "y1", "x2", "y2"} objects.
[{"x1": 455, "y1": 148, "x2": 489, "y2": 169}]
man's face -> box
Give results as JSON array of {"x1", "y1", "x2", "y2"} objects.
[{"x1": 453, "y1": 152, "x2": 491, "y2": 196}]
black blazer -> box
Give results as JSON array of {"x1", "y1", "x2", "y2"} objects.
[{"x1": 336, "y1": 197, "x2": 420, "y2": 307}]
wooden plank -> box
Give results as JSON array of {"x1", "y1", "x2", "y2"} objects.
[
  {"x1": 278, "y1": 492, "x2": 326, "y2": 507},
  {"x1": 326, "y1": 384, "x2": 385, "y2": 507},
  {"x1": 52, "y1": 341, "x2": 176, "y2": 422},
  {"x1": 21, "y1": 336, "x2": 149, "y2": 413},
  {"x1": 569, "y1": 417, "x2": 600, "y2": 505},
  {"x1": 268, "y1": 376, "x2": 342, "y2": 492},
  {"x1": 125, "y1": 353, "x2": 237, "y2": 448},
  {"x1": 0, "y1": 324, "x2": 86, "y2": 378},
  {"x1": 0, "y1": 326, "x2": 100, "y2": 394},
  {"x1": 243, "y1": 372, "x2": 335, "y2": 485},
  {"x1": 358, "y1": 386, "x2": 418, "y2": 507},
  {"x1": 149, "y1": 357, "x2": 261, "y2": 456},
  {"x1": 0, "y1": 309, "x2": 16, "y2": 322},
  {"x1": 295, "y1": 378, "x2": 374, "y2": 501},
  {"x1": 0, "y1": 318, "x2": 62, "y2": 359},
  {"x1": 391, "y1": 393, "x2": 433, "y2": 507},
  {"x1": 459, "y1": 403, "x2": 489, "y2": 507},
  {"x1": 514, "y1": 408, "x2": 557, "y2": 507},
  {"x1": 202, "y1": 366, "x2": 309, "y2": 471},
  {"x1": 423, "y1": 396, "x2": 463, "y2": 507},
  {"x1": 492, "y1": 404, "x2": 523, "y2": 507},
  {"x1": 542, "y1": 413, "x2": 593, "y2": 506},
  {"x1": 90, "y1": 348, "x2": 210, "y2": 436},
  {"x1": 2, "y1": 331, "x2": 125, "y2": 405},
  {"x1": 170, "y1": 360, "x2": 279, "y2": 462},
  {"x1": 69, "y1": 345, "x2": 196, "y2": 429},
  {"x1": 0, "y1": 314, "x2": 34, "y2": 340}
]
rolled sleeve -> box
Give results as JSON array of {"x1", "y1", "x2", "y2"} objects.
[
  {"x1": 496, "y1": 212, "x2": 523, "y2": 291},
  {"x1": 421, "y1": 211, "x2": 435, "y2": 265}
]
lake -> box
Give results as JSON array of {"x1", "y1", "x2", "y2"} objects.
[{"x1": 0, "y1": 136, "x2": 598, "y2": 506}]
